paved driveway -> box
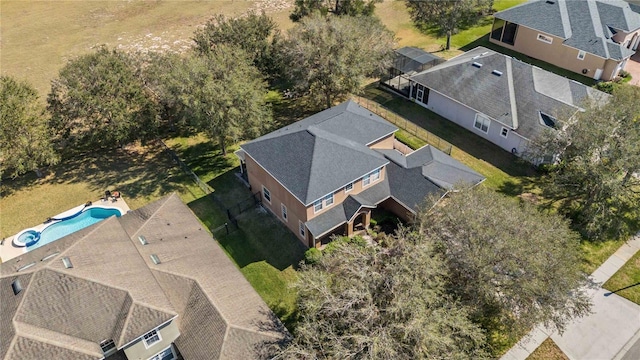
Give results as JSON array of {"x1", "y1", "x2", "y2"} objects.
[{"x1": 625, "y1": 51, "x2": 640, "y2": 86}]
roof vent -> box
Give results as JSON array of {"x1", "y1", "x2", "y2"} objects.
[
  {"x1": 546, "y1": 0, "x2": 555, "y2": 4},
  {"x1": 492, "y1": 70, "x2": 503, "y2": 76},
  {"x1": 150, "y1": 254, "x2": 161, "y2": 265},
  {"x1": 17, "y1": 262, "x2": 36, "y2": 272},
  {"x1": 41, "y1": 252, "x2": 60, "y2": 262},
  {"x1": 138, "y1": 235, "x2": 148, "y2": 245},
  {"x1": 62, "y1": 257, "x2": 73, "y2": 269},
  {"x1": 11, "y1": 279, "x2": 23, "y2": 295},
  {"x1": 472, "y1": 62, "x2": 483, "y2": 68}
]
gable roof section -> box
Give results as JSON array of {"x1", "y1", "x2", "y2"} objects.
[
  {"x1": 0, "y1": 194, "x2": 286, "y2": 359},
  {"x1": 494, "y1": 0, "x2": 640, "y2": 60},
  {"x1": 242, "y1": 100, "x2": 394, "y2": 205},
  {"x1": 410, "y1": 47, "x2": 607, "y2": 140}
]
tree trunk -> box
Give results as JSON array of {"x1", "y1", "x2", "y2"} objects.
[
  {"x1": 219, "y1": 135, "x2": 227, "y2": 156},
  {"x1": 446, "y1": 32, "x2": 451, "y2": 51},
  {"x1": 325, "y1": 92, "x2": 332, "y2": 109}
]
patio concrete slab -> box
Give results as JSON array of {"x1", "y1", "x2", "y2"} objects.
[{"x1": 551, "y1": 290, "x2": 640, "y2": 360}]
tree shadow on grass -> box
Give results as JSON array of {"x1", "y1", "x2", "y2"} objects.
[{"x1": 1, "y1": 141, "x2": 189, "y2": 200}]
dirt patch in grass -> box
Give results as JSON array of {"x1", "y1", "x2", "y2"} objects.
[{"x1": 527, "y1": 338, "x2": 569, "y2": 360}]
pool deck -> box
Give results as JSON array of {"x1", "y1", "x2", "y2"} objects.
[{"x1": 0, "y1": 197, "x2": 131, "y2": 263}]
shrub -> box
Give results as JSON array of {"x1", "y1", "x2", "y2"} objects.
[
  {"x1": 595, "y1": 81, "x2": 616, "y2": 94},
  {"x1": 304, "y1": 247, "x2": 322, "y2": 264}
]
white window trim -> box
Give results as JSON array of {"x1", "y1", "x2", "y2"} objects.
[
  {"x1": 473, "y1": 113, "x2": 491, "y2": 134},
  {"x1": 500, "y1": 127, "x2": 509, "y2": 138},
  {"x1": 362, "y1": 168, "x2": 382, "y2": 188},
  {"x1": 262, "y1": 186, "x2": 271, "y2": 204},
  {"x1": 577, "y1": 50, "x2": 586, "y2": 60},
  {"x1": 345, "y1": 182, "x2": 353, "y2": 193},
  {"x1": 299, "y1": 221, "x2": 305, "y2": 238},
  {"x1": 324, "y1": 193, "x2": 334, "y2": 207},
  {"x1": 143, "y1": 329, "x2": 162, "y2": 349},
  {"x1": 147, "y1": 345, "x2": 176, "y2": 360},
  {"x1": 281, "y1": 204, "x2": 288, "y2": 222},
  {"x1": 537, "y1": 33, "x2": 553, "y2": 44},
  {"x1": 313, "y1": 199, "x2": 323, "y2": 213}
]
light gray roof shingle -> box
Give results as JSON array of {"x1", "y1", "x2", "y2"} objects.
[
  {"x1": 0, "y1": 194, "x2": 287, "y2": 359},
  {"x1": 410, "y1": 47, "x2": 608, "y2": 140},
  {"x1": 242, "y1": 100, "x2": 394, "y2": 205},
  {"x1": 494, "y1": 0, "x2": 640, "y2": 60}
]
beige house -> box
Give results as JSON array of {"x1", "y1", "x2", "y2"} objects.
[
  {"x1": 236, "y1": 100, "x2": 484, "y2": 248},
  {"x1": 490, "y1": 0, "x2": 640, "y2": 81},
  {"x1": 0, "y1": 194, "x2": 286, "y2": 360}
]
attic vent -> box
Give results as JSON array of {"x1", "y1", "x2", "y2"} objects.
[
  {"x1": 492, "y1": 70, "x2": 503, "y2": 76},
  {"x1": 472, "y1": 62, "x2": 483, "y2": 68},
  {"x1": 41, "y1": 252, "x2": 60, "y2": 262},
  {"x1": 16, "y1": 262, "x2": 35, "y2": 272},
  {"x1": 150, "y1": 254, "x2": 161, "y2": 265},
  {"x1": 62, "y1": 257, "x2": 73, "y2": 269},
  {"x1": 11, "y1": 279, "x2": 23, "y2": 295},
  {"x1": 138, "y1": 235, "x2": 148, "y2": 245}
]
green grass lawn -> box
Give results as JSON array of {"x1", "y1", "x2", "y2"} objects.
[
  {"x1": 603, "y1": 250, "x2": 640, "y2": 304},
  {"x1": 166, "y1": 135, "x2": 306, "y2": 329}
]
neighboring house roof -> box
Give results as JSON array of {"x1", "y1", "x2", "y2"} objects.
[
  {"x1": 305, "y1": 145, "x2": 485, "y2": 238},
  {"x1": 0, "y1": 194, "x2": 285, "y2": 360},
  {"x1": 410, "y1": 47, "x2": 608, "y2": 140},
  {"x1": 494, "y1": 0, "x2": 639, "y2": 60},
  {"x1": 241, "y1": 100, "x2": 396, "y2": 206},
  {"x1": 394, "y1": 46, "x2": 444, "y2": 74}
]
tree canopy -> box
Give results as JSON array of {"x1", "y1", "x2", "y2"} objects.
[
  {"x1": 290, "y1": 0, "x2": 381, "y2": 21},
  {"x1": 193, "y1": 12, "x2": 281, "y2": 78},
  {"x1": 418, "y1": 187, "x2": 591, "y2": 341},
  {"x1": 48, "y1": 46, "x2": 158, "y2": 151},
  {"x1": 529, "y1": 85, "x2": 640, "y2": 240},
  {"x1": 405, "y1": 0, "x2": 491, "y2": 50},
  {"x1": 172, "y1": 46, "x2": 273, "y2": 155},
  {"x1": 279, "y1": 236, "x2": 489, "y2": 359},
  {"x1": 0, "y1": 76, "x2": 58, "y2": 178},
  {"x1": 282, "y1": 14, "x2": 394, "y2": 108}
]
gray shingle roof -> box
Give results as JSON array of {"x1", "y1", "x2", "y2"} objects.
[
  {"x1": 494, "y1": 0, "x2": 640, "y2": 60},
  {"x1": 305, "y1": 145, "x2": 485, "y2": 237},
  {"x1": 242, "y1": 100, "x2": 395, "y2": 205},
  {"x1": 410, "y1": 47, "x2": 608, "y2": 140},
  {"x1": 0, "y1": 194, "x2": 286, "y2": 360}
]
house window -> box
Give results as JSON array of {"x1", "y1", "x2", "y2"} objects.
[
  {"x1": 500, "y1": 127, "x2": 509, "y2": 138},
  {"x1": 363, "y1": 168, "x2": 381, "y2": 187},
  {"x1": 577, "y1": 50, "x2": 586, "y2": 60},
  {"x1": 415, "y1": 84, "x2": 429, "y2": 104},
  {"x1": 314, "y1": 199, "x2": 323, "y2": 213},
  {"x1": 281, "y1": 204, "x2": 288, "y2": 221},
  {"x1": 262, "y1": 186, "x2": 271, "y2": 203},
  {"x1": 324, "y1": 194, "x2": 334, "y2": 207},
  {"x1": 473, "y1": 113, "x2": 490, "y2": 133},
  {"x1": 100, "y1": 339, "x2": 116, "y2": 354},
  {"x1": 537, "y1": 33, "x2": 553, "y2": 44},
  {"x1": 299, "y1": 221, "x2": 305, "y2": 238},
  {"x1": 143, "y1": 329, "x2": 161, "y2": 348},
  {"x1": 148, "y1": 346, "x2": 176, "y2": 360},
  {"x1": 539, "y1": 111, "x2": 557, "y2": 128},
  {"x1": 345, "y1": 182, "x2": 353, "y2": 193}
]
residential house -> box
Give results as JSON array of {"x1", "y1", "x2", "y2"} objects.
[
  {"x1": 235, "y1": 100, "x2": 484, "y2": 248},
  {"x1": 0, "y1": 194, "x2": 286, "y2": 360},
  {"x1": 408, "y1": 47, "x2": 608, "y2": 157},
  {"x1": 490, "y1": 0, "x2": 640, "y2": 81}
]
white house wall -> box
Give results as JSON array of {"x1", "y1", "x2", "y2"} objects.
[{"x1": 416, "y1": 89, "x2": 529, "y2": 154}]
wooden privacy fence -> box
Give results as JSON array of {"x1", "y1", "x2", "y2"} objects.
[{"x1": 354, "y1": 97, "x2": 453, "y2": 155}]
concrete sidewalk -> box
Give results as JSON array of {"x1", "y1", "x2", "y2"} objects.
[{"x1": 501, "y1": 234, "x2": 640, "y2": 360}]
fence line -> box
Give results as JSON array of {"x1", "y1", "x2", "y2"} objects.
[{"x1": 353, "y1": 96, "x2": 453, "y2": 155}]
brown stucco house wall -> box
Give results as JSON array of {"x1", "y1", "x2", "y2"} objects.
[
  {"x1": 490, "y1": 0, "x2": 640, "y2": 81},
  {"x1": 238, "y1": 100, "x2": 485, "y2": 248}
]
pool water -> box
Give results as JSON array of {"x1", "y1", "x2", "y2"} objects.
[{"x1": 28, "y1": 207, "x2": 122, "y2": 250}]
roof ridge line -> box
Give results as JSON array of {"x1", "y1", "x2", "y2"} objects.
[
  {"x1": 227, "y1": 323, "x2": 287, "y2": 340},
  {"x1": 13, "y1": 322, "x2": 102, "y2": 358},
  {"x1": 125, "y1": 194, "x2": 174, "y2": 239},
  {"x1": 117, "y1": 297, "x2": 136, "y2": 347},
  {"x1": 54, "y1": 216, "x2": 116, "y2": 263},
  {"x1": 505, "y1": 57, "x2": 519, "y2": 130}
]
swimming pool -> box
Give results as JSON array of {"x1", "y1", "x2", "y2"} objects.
[{"x1": 14, "y1": 206, "x2": 123, "y2": 251}]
